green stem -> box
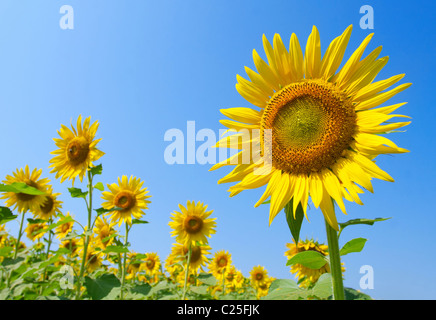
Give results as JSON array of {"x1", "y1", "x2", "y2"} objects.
[
  {"x1": 325, "y1": 218, "x2": 345, "y2": 300},
  {"x1": 182, "y1": 242, "x2": 192, "y2": 300},
  {"x1": 120, "y1": 223, "x2": 130, "y2": 300},
  {"x1": 75, "y1": 170, "x2": 94, "y2": 300},
  {"x1": 14, "y1": 211, "x2": 26, "y2": 259}
]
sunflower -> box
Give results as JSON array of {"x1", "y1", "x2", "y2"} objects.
[
  {"x1": 169, "y1": 201, "x2": 217, "y2": 245},
  {"x1": 285, "y1": 238, "x2": 343, "y2": 288},
  {"x1": 49, "y1": 115, "x2": 105, "y2": 184},
  {"x1": 33, "y1": 186, "x2": 63, "y2": 220},
  {"x1": 126, "y1": 252, "x2": 144, "y2": 276},
  {"x1": 249, "y1": 265, "x2": 269, "y2": 288},
  {"x1": 165, "y1": 255, "x2": 184, "y2": 280},
  {"x1": 143, "y1": 252, "x2": 161, "y2": 276},
  {"x1": 93, "y1": 216, "x2": 117, "y2": 250},
  {"x1": 55, "y1": 212, "x2": 75, "y2": 239},
  {"x1": 101, "y1": 175, "x2": 151, "y2": 226},
  {"x1": 25, "y1": 222, "x2": 48, "y2": 242},
  {"x1": 208, "y1": 250, "x2": 232, "y2": 279},
  {"x1": 169, "y1": 242, "x2": 211, "y2": 272},
  {"x1": 60, "y1": 237, "x2": 80, "y2": 257},
  {"x1": 78, "y1": 234, "x2": 103, "y2": 273},
  {"x1": 1, "y1": 165, "x2": 49, "y2": 214},
  {"x1": 211, "y1": 25, "x2": 411, "y2": 230}
]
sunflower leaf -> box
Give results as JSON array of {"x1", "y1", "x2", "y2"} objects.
[
  {"x1": 84, "y1": 273, "x2": 120, "y2": 300},
  {"x1": 286, "y1": 250, "x2": 328, "y2": 269},
  {"x1": 339, "y1": 217, "x2": 391, "y2": 230},
  {"x1": 68, "y1": 187, "x2": 88, "y2": 199},
  {"x1": 0, "y1": 206, "x2": 17, "y2": 224},
  {"x1": 132, "y1": 219, "x2": 149, "y2": 225},
  {"x1": 89, "y1": 164, "x2": 103, "y2": 177},
  {"x1": 339, "y1": 238, "x2": 367, "y2": 256},
  {"x1": 0, "y1": 182, "x2": 46, "y2": 195},
  {"x1": 103, "y1": 245, "x2": 129, "y2": 254},
  {"x1": 284, "y1": 200, "x2": 304, "y2": 244},
  {"x1": 93, "y1": 182, "x2": 104, "y2": 191}
]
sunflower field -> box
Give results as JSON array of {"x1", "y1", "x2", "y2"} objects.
[{"x1": 0, "y1": 23, "x2": 409, "y2": 301}]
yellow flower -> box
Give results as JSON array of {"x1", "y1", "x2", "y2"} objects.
[
  {"x1": 208, "y1": 250, "x2": 232, "y2": 279},
  {"x1": 78, "y1": 234, "x2": 103, "y2": 273},
  {"x1": 249, "y1": 265, "x2": 269, "y2": 288},
  {"x1": 211, "y1": 25, "x2": 411, "y2": 230},
  {"x1": 101, "y1": 175, "x2": 151, "y2": 226},
  {"x1": 143, "y1": 252, "x2": 161, "y2": 276},
  {"x1": 49, "y1": 115, "x2": 104, "y2": 184},
  {"x1": 25, "y1": 222, "x2": 48, "y2": 242},
  {"x1": 165, "y1": 255, "x2": 184, "y2": 280},
  {"x1": 33, "y1": 186, "x2": 63, "y2": 220},
  {"x1": 169, "y1": 201, "x2": 216, "y2": 245},
  {"x1": 55, "y1": 212, "x2": 75, "y2": 239},
  {"x1": 60, "y1": 237, "x2": 80, "y2": 257},
  {"x1": 126, "y1": 252, "x2": 144, "y2": 276},
  {"x1": 169, "y1": 242, "x2": 211, "y2": 272},
  {"x1": 93, "y1": 216, "x2": 117, "y2": 250},
  {"x1": 285, "y1": 239, "x2": 344, "y2": 288},
  {"x1": 1, "y1": 165, "x2": 49, "y2": 213}
]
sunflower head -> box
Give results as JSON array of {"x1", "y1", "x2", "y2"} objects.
[
  {"x1": 101, "y1": 175, "x2": 151, "y2": 226},
  {"x1": 33, "y1": 186, "x2": 63, "y2": 220},
  {"x1": 25, "y1": 222, "x2": 48, "y2": 242},
  {"x1": 169, "y1": 201, "x2": 217, "y2": 245},
  {"x1": 285, "y1": 238, "x2": 341, "y2": 288},
  {"x1": 55, "y1": 212, "x2": 75, "y2": 240},
  {"x1": 208, "y1": 250, "x2": 232, "y2": 279},
  {"x1": 170, "y1": 242, "x2": 211, "y2": 272},
  {"x1": 212, "y1": 25, "x2": 411, "y2": 230},
  {"x1": 1, "y1": 165, "x2": 50, "y2": 214},
  {"x1": 93, "y1": 216, "x2": 117, "y2": 249},
  {"x1": 143, "y1": 252, "x2": 161, "y2": 276},
  {"x1": 249, "y1": 265, "x2": 269, "y2": 288},
  {"x1": 49, "y1": 115, "x2": 105, "y2": 184}
]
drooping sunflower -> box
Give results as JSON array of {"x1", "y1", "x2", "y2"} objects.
[
  {"x1": 33, "y1": 186, "x2": 63, "y2": 220},
  {"x1": 211, "y1": 25, "x2": 411, "y2": 230},
  {"x1": 1, "y1": 165, "x2": 49, "y2": 214},
  {"x1": 285, "y1": 238, "x2": 343, "y2": 288},
  {"x1": 208, "y1": 250, "x2": 232, "y2": 279},
  {"x1": 169, "y1": 242, "x2": 211, "y2": 272},
  {"x1": 249, "y1": 265, "x2": 269, "y2": 288},
  {"x1": 101, "y1": 175, "x2": 151, "y2": 226},
  {"x1": 49, "y1": 115, "x2": 105, "y2": 184},
  {"x1": 93, "y1": 216, "x2": 117, "y2": 250},
  {"x1": 169, "y1": 201, "x2": 217, "y2": 245}
]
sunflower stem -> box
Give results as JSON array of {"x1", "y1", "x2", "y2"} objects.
[
  {"x1": 182, "y1": 242, "x2": 192, "y2": 300},
  {"x1": 14, "y1": 211, "x2": 26, "y2": 260},
  {"x1": 324, "y1": 218, "x2": 345, "y2": 300},
  {"x1": 120, "y1": 223, "x2": 130, "y2": 300},
  {"x1": 75, "y1": 170, "x2": 94, "y2": 300}
]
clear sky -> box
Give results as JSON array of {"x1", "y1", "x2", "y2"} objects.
[{"x1": 0, "y1": 0, "x2": 434, "y2": 300}]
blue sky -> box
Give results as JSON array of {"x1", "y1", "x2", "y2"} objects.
[{"x1": 0, "y1": 0, "x2": 435, "y2": 299}]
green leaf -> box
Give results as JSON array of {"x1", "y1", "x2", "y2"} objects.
[
  {"x1": 0, "y1": 206, "x2": 17, "y2": 224},
  {"x1": 284, "y1": 200, "x2": 305, "y2": 244},
  {"x1": 0, "y1": 182, "x2": 46, "y2": 195},
  {"x1": 89, "y1": 164, "x2": 103, "y2": 177},
  {"x1": 26, "y1": 218, "x2": 47, "y2": 224},
  {"x1": 308, "y1": 273, "x2": 333, "y2": 299},
  {"x1": 84, "y1": 273, "x2": 121, "y2": 300},
  {"x1": 197, "y1": 272, "x2": 217, "y2": 286},
  {"x1": 103, "y1": 245, "x2": 129, "y2": 254},
  {"x1": 286, "y1": 250, "x2": 328, "y2": 269},
  {"x1": 340, "y1": 238, "x2": 367, "y2": 256},
  {"x1": 132, "y1": 219, "x2": 149, "y2": 225},
  {"x1": 44, "y1": 215, "x2": 74, "y2": 233},
  {"x1": 263, "y1": 279, "x2": 303, "y2": 300},
  {"x1": 93, "y1": 182, "x2": 104, "y2": 191},
  {"x1": 0, "y1": 246, "x2": 13, "y2": 257},
  {"x1": 344, "y1": 287, "x2": 373, "y2": 300},
  {"x1": 68, "y1": 187, "x2": 88, "y2": 199},
  {"x1": 339, "y1": 217, "x2": 391, "y2": 230}
]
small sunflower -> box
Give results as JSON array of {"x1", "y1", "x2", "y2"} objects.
[
  {"x1": 49, "y1": 115, "x2": 105, "y2": 184},
  {"x1": 143, "y1": 252, "x2": 161, "y2": 276},
  {"x1": 169, "y1": 201, "x2": 216, "y2": 245},
  {"x1": 33, "y1": 186, "x2": 63, "y2": 220},
  {"x1": 55, "y1": 212, "x2": 75, "y2": 240},
  {"x1": 250, "y1": 265, "x2": 269, "y2": 288},
  {"x1": 1, "y1": 165, "x2": 49, "y2": 213},
  {"x1": 101, "y1": 175, "x2": 151, "y2": 226},
  {"x1": 126, "y1": 252, "x2": 144, "y2": 276},
  {"x1": 170, "y1": 242, "x2": 211, "y2": 272},
  {"x1": 285, "y1": 239, "x2": 343, "y2": 288},
  {"x1": 211, "y1": 25, "x2": 411, "y2": 230},
  {"x1": 60, "y1": 237, "x2": 80, "y2": 256},
  {"x1": 93, "y1": 216, "x2": 117, "y2": 250},
  {"x1": 165, "y1": 255, "x2": 184, "y2": 280},
  {"x1": 208, "y1": 250, "x2": 232, "y2": 279},
  {"x1": 25, "y1": 222, "x2": 48, "y2": 242},
  {"x1": 224, "y1": 265, "x2": 240, "y2": 290},
  {"x1": 79, "y1": 234, "x2": 103, "y2": 273}
]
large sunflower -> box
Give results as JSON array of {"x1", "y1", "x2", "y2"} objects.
[
  {"x1": 101, "y1": 175, "x2": 151, "y2": 226},
  {"x1": 49, "y1": 115, "x2": 105, "y2": 184},
  {"x1": 168, "y1": 201, "x2": 217, "y2": 245},
  {"x1": 211, "y1": 25, "x2": 411, "y2": 230},
  {"x1": 33, "y1": 186, "x2": 63, "y2": 220},
  {"x1": 1, "y1": 165, "x2": 50, "y2": 213}
]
